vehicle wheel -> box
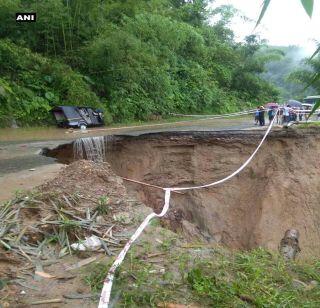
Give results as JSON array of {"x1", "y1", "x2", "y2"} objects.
[{"x1": 78, "y1": 121, "x2": 87, "y2": 128}]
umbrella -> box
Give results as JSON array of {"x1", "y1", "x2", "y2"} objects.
[
  {"x1": 287, "y1": 100, "x2": 302, "y2": 108},
  {"x1": 265, "y1": 102, "x2": 278, "y2": 108}
]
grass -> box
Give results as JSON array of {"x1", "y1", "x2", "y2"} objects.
[
  {"x1": 95, "y1": 195, "x2": 110, "y2": 215},
  {"x1": 83, "y1": 246, "x2": 320, "y2": 307},
  {"x1": 188, "y1": 249, "x2": 290, "y2": 307},
  {"x1": 298, "y1": 122, "x2": 320, "y2": 129},
  {"x1": 188, "y1": 248, "x2": 320, "y2": 307},
  {"x1": 83, "y1": 261, "x2": 111, "y2": 293},
  {"x1": 160, "y1": 237, "x2": 176, "y2": 251}
]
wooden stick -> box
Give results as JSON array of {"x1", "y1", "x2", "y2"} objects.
[
  {"x1": 121, "y1": 177, "x2": 184, "y2": 195},
  {"x1": 15, "y1": 226, "x2": 28, "y2": 243},
  {"x1": 18, "y1": 246, "x2": 33, "y2": 262},
  {"x1": 30, "y1": 298, "x2": 63, "y2": 305}
]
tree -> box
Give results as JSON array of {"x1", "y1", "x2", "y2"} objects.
[{"x1": 0, "y1": 0, "x2": 279, "y2": 125}]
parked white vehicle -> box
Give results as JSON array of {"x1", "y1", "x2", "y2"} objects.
[{"x1": 303, "y1": 95, "x2": 320, "y2": 105}]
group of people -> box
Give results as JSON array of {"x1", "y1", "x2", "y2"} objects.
[
  {"x1": 254, "y1": 106, "x2": 276, "y2": 126},
  {"x1": 278, "y1": 106, "x2": 304, "y2": 123},
  {"x1": 254, "y1": 105, "x2": 304, "y2": 126}
]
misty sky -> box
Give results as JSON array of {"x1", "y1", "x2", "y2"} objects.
[{"x1": 212, "y1": 0, "x2": 320, "y2": 55}]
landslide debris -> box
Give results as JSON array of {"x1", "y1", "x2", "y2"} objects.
[{"x1": 0, "y1": 160, "x2": 151, "y2": 263}]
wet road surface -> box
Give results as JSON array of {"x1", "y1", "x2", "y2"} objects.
[
  {"x1": 0, "y1": 116, "x2": 256, "y2": 174},
  {"x1": 0, "y1": 116, "x2": 258, "y2": 200}
]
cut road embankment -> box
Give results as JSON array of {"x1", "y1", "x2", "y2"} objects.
[{"x1": 44, "y1": 127, "x2": 320, "y2": 258}]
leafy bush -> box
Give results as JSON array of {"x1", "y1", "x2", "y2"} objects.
[{"x1": 0, "y1": 39, "x2": 102, "y2": 126}]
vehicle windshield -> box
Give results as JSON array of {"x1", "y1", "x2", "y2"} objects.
[{"x1": 303, "y1": 96, "x2": 320, "y2": 105}]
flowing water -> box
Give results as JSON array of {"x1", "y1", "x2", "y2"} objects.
[{"x1": 73, "y1": 136, "x2": 110, "y2": 162}]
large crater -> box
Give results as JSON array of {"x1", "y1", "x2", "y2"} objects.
[{"x1": 42, "y1": 128, "x2": 320, "y2": 258}]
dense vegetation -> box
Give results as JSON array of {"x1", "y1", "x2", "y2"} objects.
[{"x1": 0, "y1": 0, "x2": 280, "y2": 127}]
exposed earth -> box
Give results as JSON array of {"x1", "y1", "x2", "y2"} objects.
[
  {"x1": 44, "y1": 127, "x2": 320, "y2": 259},
  {"x1": 1, "y1": 122, "x2": 320, "y2": 307}
]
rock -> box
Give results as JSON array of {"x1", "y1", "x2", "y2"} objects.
[
  {"x1": 279, "y1": 229, "x2": 301, "y2": 260},
  {"x1": 292, "y1": 279, "x2": 307, "y2": 289},
  {"x1": 181, "y1": 220, "x2": 202, "y2": 241}
]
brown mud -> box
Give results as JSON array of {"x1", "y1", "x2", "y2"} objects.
[
  {"x1": 44, "y1": 127, "x2": 320, "y2": 258},
  {"x1": 0, "y1": 160, "x2": 152, "y2": 307},
  {"x1": 2, "y1": 127, "x2": 320, "y2": 306}
]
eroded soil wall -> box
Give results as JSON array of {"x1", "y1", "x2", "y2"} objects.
[{"x1": 44, "y1": 129, "x2": 320, "y2": 257}]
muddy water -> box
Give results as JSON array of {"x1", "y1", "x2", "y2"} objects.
[
  {"x1": 0, "y1": 117, "x2": 253, "y2": 175},
  {"x1": 0, "y1": 140, "x2": 62, "y2": 174},
  {"x1": 0, "y1": 116, "x2": 253, "y2": 142},
  {"x1": 0, "y1": 139, "x2": 65, "y2": 201},
  {"x1": 0, "y1": 117, "x2": 254, "y2": 202}
]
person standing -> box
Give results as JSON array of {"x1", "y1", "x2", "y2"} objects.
[
  {"x1": 254, "y1": 108, "x2": 259, "y2": 125},
  {"x1": 283, "y1": 105, "x2": 290, "y2": 123},
  {"x1": 258, "y1": 106, "x2": 265, "y2": 126},
  {"x1": 299, "y1": 107, "x2": 303, "y2": 121},
  {"x1": 268, "y1": 108, "x2": 275, "y2": 123},
  {"x1": 277, "y1": 107, "x2": 283, "y2": 124}
]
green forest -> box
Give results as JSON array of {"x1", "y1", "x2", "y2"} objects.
[{"x1": 0, "y1": 0, "x2": 318, "y2": 127}]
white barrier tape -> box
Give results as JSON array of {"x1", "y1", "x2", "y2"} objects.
[
  {"x1": 189, "y1": 112, "x2": 258, "y2": 121},
  {"x1": 99, "y1": 109, "x2": 279, "y2": 307},
  {"x1": 98, "y1": 189, "x2": 172, "y2": 308},
  {"x1": 169, "y1": 109, "x2": 282, "y2": 121},
  {"x1": 167, "y1": 109, "x2": 271, "y2": 122},
  {"x1": 285, "y1": 108, "x2": 320, "y2": 114},
  {"x1": 172, "y1": 108, "x2": 319, "y2": 118},
  {"x1": 170, "y1": 109, "x2": 256, "y2": 118}
]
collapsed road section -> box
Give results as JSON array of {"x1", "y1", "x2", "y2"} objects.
[{"x1": 43, "y1": 127, "x2": 320, "y2": 258}]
